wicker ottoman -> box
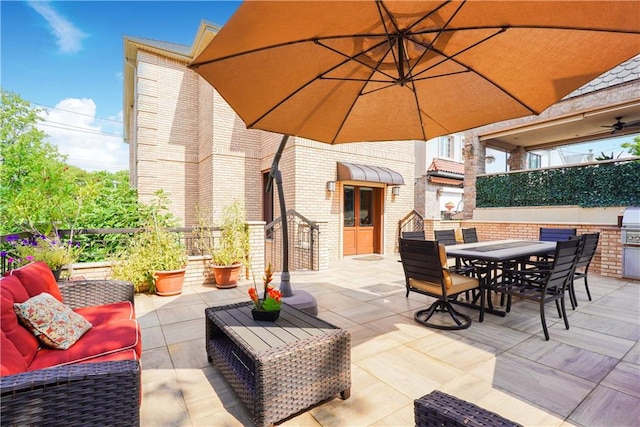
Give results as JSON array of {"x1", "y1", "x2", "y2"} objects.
[
  {"x1": 414, "y1": 390, "x2": 522, "y2": 427},
  {"x1": 205, "y1": 302, "x2": 351, "y2": 427}
]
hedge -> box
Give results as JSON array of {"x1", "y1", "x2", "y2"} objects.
[{"x1": 476, "y1": 160, "x2": 640, "y2": 208}]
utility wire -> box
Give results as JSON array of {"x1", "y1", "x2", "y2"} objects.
[
  {"x1": 39, "y1": 119, "x2": 122, "y2": 137},
  {"x1": 39, "y1": 122, "x2": 124, "y2": 139},
  {"x1": 32, "y1": 101, "x2": 123, "y2": 124}
]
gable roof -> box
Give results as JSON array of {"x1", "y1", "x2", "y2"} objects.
[{"x1": 427, "y1": 159, "x2": 465, "y2": 176}]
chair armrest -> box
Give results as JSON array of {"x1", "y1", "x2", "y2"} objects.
[
  {"x1": 1, "y1": 360, "x2": 140, "y2": 427},
  {"x1": 59, "y1": 280, "x2": 134, "y2": 309}
]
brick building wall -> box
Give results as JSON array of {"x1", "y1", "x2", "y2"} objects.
[
  {"x1": 129, "y1": 39, "x2": 415, "y2": 270},
  {"x1": 135, "y1": 51, "x2": 200, "y2": 225}
]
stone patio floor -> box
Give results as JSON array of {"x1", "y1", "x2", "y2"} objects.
[{"x1": 136, "y1": 254, "x2": 640, "y2": 427}]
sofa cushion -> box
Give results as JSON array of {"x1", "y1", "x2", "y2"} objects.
[
  {"x1": 14, "y1": 293, "x2": 93, "y2": 350},
  {"x1": 10, "y1": 261, "x2": 63, "y2": 302},
  {"x1": 0, "y1": 277, "x2": 40, "y2": 366},
  {"x1": 74, "y1": 301, "x2": 135, "y2": 325},
  {"x1": 27, "y1": 320, "x2": 141, "y2": 371},
  {"x1": 1, "y1": 330, "x2": 28, "y2": 376},
  {"x1": 0, "y1": 275, "x2": 30, "y2": 303}
]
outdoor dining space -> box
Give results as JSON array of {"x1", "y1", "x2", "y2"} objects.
[{"x1": 136, "y1": 253, "x2": 639, "y2": 427}]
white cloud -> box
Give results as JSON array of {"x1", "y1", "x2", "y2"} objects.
[
  {"x1": 28, "y1": 1, "x2": 88, "y2": 54},
  {"x1": 37, "y1": 98, "x2": 129, "y2": 173}
]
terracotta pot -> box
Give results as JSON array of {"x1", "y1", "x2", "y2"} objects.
[
  {"x1": 212, "y1": 264, "x2": 242, "y2": 288},
  {"x1": 154, "y1": 268, "x2": 186, "y2": 296}
]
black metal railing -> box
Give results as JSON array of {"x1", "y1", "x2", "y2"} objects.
[
  {"x1": 265, "y1": 209, "x2": 320, "y2": 272},
  {"x1": 398, "y1": 210, "x2": 425, "y2": 240},
  {"x1": 0, "y1": 227, "x2": 220, "y2": 275}
]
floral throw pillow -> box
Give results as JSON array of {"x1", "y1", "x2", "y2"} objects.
[{"x1": 13, "y1": 293, "x2": 92, "y2": 350}]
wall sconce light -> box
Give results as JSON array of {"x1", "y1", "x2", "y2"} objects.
[
  {"x1": 392, "y1": 186, "x2": 400, "y2": 196},
  {"x1": 326, "y1": 181, "x2": 336, "y2": 192}
]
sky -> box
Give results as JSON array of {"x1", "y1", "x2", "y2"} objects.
[{"x1": 1, "y1": 0, "x2": 241, "y2": 172}]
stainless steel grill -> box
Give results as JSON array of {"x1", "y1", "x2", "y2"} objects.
[{"x1": 621, "y1": 207, "x2": 640, "y2": 279}]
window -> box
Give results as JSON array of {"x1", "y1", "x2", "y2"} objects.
[
  {"x1": 439, "y1": 136, "x2": 454, "y2": 159},
  {"x1": 528, "y1": 153, "x2": 542, "y2": 169}
]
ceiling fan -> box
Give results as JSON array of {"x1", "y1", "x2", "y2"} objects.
[{"x1": 601, "y1": 116, "x2": 640, "y2": 134}]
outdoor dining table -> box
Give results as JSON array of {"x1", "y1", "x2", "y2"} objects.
[{"x1": 445, "y1": 239, "x2": 557, "y2": 320}]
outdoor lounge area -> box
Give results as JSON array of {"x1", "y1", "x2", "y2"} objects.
[{"x1": 137, "y1": 254, "x2": 639, "y2": 426}]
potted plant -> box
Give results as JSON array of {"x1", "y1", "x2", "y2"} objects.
[
  {"x1": 195, "y1": 202, "x2": 249, "y2": 288},
  {"x1": 111, "y1": 190, "x2": 187, "y2": 295},
  {"x1": 248, "y1": 263, "x2": 282, "y2": 321},
  {"x1": 5, "y1": 233, "x2": 82, "y2": 280}
]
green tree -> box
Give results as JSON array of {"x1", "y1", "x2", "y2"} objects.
[
  {"x1": 621, "y1": 135, "x2": 640, "y2": 156},
  {"x1": 74, "y1": 170, "x2": 147, "y2": 262},
  {"x1": 0, "y1": 90, "x2": 89, "y2": 236}
]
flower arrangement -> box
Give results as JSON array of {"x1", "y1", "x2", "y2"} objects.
[
  {"x1": 248, "y1": 263, "x2": 282, "y2": 312},
  {"x1": 4, "y1": 234, "x2": 81, "y2": 271}
]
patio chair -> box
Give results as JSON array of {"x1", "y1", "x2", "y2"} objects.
[
  {"x1": 497, "y1": 238, "x2": 581, "y2": 341},
  {"x1": 401, "y1": 231, "x2": 425, "y2": 240},
  {"x1": 462, "y1": 228, "x2": 479, "y2": 243},
  {"x1": 570, "y1": 232, "x2": 600, "y2": 306},
  {"x1": 434, "y1": 229, "x2": 457, "y2": 246},
  {"x1": 399, "y1": 238, "x2": 483, "y2": 330},
  {"x1": 533, "y1": 227, "x2": 578, "y2": 264},
  {"x1": 539, "y1": 227, "x2": 577, "y2": 242}
]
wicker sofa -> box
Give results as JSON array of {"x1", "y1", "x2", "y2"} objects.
[{"x1": 1, "y1": 262, "x2": 141, "y2": 426}]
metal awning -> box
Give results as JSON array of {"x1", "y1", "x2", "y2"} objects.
[{"x1": 337, "y1": 162, "x2": 404, "y2": 185}]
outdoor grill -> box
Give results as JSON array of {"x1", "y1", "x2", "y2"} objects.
[{"x1": 621, "y1": 206, "x2": 640, "y2": 279}]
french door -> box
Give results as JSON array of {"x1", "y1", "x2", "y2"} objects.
[{"x1": 343, "y1": 186, "x2": 381, "y2": 255}]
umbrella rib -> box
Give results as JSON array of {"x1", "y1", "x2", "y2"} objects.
[
  {"x1": 376, "y1": 0, "x2": 405, "y2": 81},
  {"x1": 406, "y1": 27, "x2": 542, "y2": 114},
  {"x1": 406, "y1": 1, "x2": 466, "y2": 78},
  {"x1": 315, "y1": 39, "x2": 398, "y2": 83},
  {"x1": 246, "y1": 43, "x2": 383, "y2": 130},
  {"x1": 330, "y1": 62, "x2": 382, "y2": 143},
  {"x1": 405, "y1": 0, "x2": 453, "y2": 32}
]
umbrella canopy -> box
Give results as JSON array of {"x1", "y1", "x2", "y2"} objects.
[{"x1": 190, "y1": 0, "x2": 640, "y2": 144}]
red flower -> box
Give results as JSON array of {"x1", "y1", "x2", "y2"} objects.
[{"x1": 248, "y1": 287, "x2": 259, "y2": 304}]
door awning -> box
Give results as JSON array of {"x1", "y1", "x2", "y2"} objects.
[{"x1": 337, "y1": 162, "x2": 404, "y2": 185}]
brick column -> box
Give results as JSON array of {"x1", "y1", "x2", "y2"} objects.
[
  {"x1": 247, "y1": 221, "x2": 266, "y2": 281},
  {"x1": 315, "y1": 221, "x2": 329, "y2": 270},
  {"x1": 507, "y1": 146, "x2": 527, "y2": 170},
  {"x1": 462, "y1": 135, "x2": 481, "y2": 219}
]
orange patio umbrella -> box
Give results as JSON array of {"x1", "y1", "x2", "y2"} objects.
[
  {"x1": 191, "y1": 0, "x2": 640, "y2": 144},
  {"x1": 190, "y1": 0, "x2": 640, "y2": 299}
]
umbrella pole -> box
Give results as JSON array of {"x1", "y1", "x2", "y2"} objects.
[{"x1": 267, "y1": 135, "x2": 292, "y2": 297}]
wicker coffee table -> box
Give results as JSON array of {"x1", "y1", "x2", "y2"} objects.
[{"x1": 205, "y1": 302, "x2": 351, "y2": 427}]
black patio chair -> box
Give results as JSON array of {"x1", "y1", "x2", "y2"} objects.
[
  {"x1": 434, "y1": 229, "x2": 457, "y2": 246},
  {"x1": 399, "y1": 238, "x2": 484, "y2": 330},
  {"x1": 462, "y1": 228, "x2": 479, "y2": 243},
  {"x1": 571, "y1": 232, "x2": 600, "y2": 306},
  {"x1": 402, "y1": 231, "x2": 425, "y2": 240},
  {"x1": 497, "y1": 238, "x2": 581, "y2": 341}
]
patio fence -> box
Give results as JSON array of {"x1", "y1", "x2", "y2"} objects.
[{"x1": 265, "y1": 209, "x2": 320, "y2": 273}]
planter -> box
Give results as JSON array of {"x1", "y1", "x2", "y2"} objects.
[
  {"x1": 212, "y1": 263, "x2": 242, "y2": 288},
  {"x1": 251, "y1": 309, "x2": 280, "y2": 322},
  {"x1": 154, "y1": 268, "x2": 186, "y2": 296}
]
